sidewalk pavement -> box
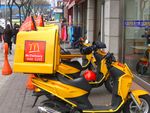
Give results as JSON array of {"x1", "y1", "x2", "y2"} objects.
[
  {"x1": 0, "y1": 43, "x2": 149, "y2": 113},
  {"x1": 0, "y1": 44, "x2": 44, "y2": 113}
]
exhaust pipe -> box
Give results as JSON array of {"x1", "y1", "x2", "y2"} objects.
[{"x1": 38, "y1": 106, "x2": 60, "y2": 113}]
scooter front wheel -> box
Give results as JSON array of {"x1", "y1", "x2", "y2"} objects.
[{"x1": 123, "y1": 94, "x2": 150, "y2": 113}]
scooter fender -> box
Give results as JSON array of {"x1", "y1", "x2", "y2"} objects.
[{"x1": 130, "y1": 90, "x2": 149, "y2": 104}]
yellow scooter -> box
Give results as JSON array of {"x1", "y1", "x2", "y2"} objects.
[
  {"x1": 15, "y1": 23, "x2": 113, "y2": 94},
  {"x1": 32, "y1": 45, "x2": 150, "y2": 113},
  {"x1": 136, "y1": 28, "x2": 150, "y2": 75},
  {"x1": 33, "y1": 42, "x2": 114, "y2": 100},
  {"x1": 56, "y1": 37, "x2": 97, "y2": 79},
  {"x1": 60, "y1": 37, "x2": 96, "y2": 71},
  {"x1": 136, "y1": 47, "x2": 150, "y2": 75},
  {"x1": 13, "y1": 28, "x2": 149, "y2": 112}
]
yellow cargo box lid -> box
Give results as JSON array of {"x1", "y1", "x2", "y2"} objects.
[{"x1": 13, "y1": 28, "x2": 60, "y2": 74}]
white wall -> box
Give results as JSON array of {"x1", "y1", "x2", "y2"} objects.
[{"x1": 86, "y1": 0, "x2": 95, "y2": 43}]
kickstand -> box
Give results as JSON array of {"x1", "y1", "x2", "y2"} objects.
[{"x1": 32, "y1": 95, "x2": 39, "y2": 108}]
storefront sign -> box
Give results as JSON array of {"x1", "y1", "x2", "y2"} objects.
[
  {"x1": 124, "y1": 20, "x2": 150, "y2": 28},
  {"x1": 24, "y1": 40, "x2": 46, "y2": 62}
]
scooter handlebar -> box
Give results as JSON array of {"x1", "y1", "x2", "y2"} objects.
[
  {"x1": 80, "y1": 41, "x2": 106, "y2": 55},
  {"x1": 80, "y1": 45, "x2": 96, "y2": 55},
  {"x1": 102, "y1": 52, "x2": 116, "y2": 63}
]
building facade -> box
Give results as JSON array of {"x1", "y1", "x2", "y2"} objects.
[{"x1": 64, "y1": 0, "x2": 150, "y2": 91}]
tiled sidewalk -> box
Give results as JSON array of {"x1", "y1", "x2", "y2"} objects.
[{"x1": 0, "y1": 74, "x2": 44, "y2": 113}]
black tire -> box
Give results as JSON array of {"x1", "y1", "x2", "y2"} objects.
[
  {"x1": 123, "y1": 94, "x2": 150, "y2": 113},
  {"x1": 38, "y1": 100, "x2": 70, "y2": 113},
  {"x1": 136, "y1": 61, "x2": 148, "y2": 75},
  {"x1": 104, "y1": 76, "x2": 113, "y2": 93},
  {"x1": 71, "y1": 111, "x2": 82, "y2": 113},
  {"x1": 70, "y1": 108, "x2": 82, "y2": 113}
]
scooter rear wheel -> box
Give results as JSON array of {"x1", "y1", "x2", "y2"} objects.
[
  {"x1": 123, "y1": 94, "x2": 150, "y2": 113},
  {"x1": 70, "y1": 108, "x2": 82, "y2": 113},
  {"x1": 136, "y1": 61, "x2": 148, "y2": 75}
]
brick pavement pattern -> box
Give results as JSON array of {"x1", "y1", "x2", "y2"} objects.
[{"x1": 0, "y1": 74, "x2": 48, "y2": 113}]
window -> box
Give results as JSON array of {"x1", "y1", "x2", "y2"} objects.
[{"x1": 124, "y1": 0, "x2": 150, "y2": 83}]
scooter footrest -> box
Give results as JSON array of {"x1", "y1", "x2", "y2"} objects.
[{"x1": 92, "y1": 105, "x2": 112, "y2": 110}]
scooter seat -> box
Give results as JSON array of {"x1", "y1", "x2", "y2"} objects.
[
  {"x1": 62, "y1": 60, "x2": 82, "y2": 70},
  {"x1": 58, "y1": 75, "x2": 91, "y2": 91}
]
